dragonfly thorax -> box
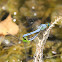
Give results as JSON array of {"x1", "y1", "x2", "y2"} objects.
[{"x1": 38, "y1": 24, "x2": 47, "y2": 30}]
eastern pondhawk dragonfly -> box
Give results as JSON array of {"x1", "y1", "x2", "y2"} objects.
[{"x1": 23, "y1": 23, "x2": 50, "y2": 42}]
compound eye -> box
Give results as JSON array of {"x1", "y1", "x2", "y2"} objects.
[
  {"x1": 24, "y1": 38, "x2": 26, "y2": 40},
  {"x1": 23, "y1": 37, "x2": 26, "y2": 40}
]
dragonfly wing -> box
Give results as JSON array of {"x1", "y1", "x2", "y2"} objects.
[
  {"x1": 28, "y1": 32, "x2": 39, "y2": 41},
  {"x1": 39, "y1": 24, "x2": 47, "y2": 30},
  {"x1": 23, "y1": 29, "x2": 40, "y2": 37}
]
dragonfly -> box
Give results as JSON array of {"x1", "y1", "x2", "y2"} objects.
[
  {"x1": 23, "y1": 23, "x2": 50, "y2": 42},
  {"x1": 6, "y1": 23, "x2": 50, "y2": 43}
]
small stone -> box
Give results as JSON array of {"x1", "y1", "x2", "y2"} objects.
[
  {"x1": 13, "y1": 19, "x2": 16, "y2": 22},
  {"x1": 32, "y1": 6, "x2": 35, "y2": 9},
  {"x1": 13, "y1": 48, "x2": 16, "y2": 50},
  {"x1": 59, "y1": 26, "x2": 62, "y2": 28},
  {"x1": 5, "y1": 40, "x2": 10, "y2": 45},
  {"x1": 14, "y1": 12, "x2": 17, "y2": 15},
  {"x1": 2, "y1": 6, "x2": 6, "y2": 10},
  {"x1": 18, "y1": 41, "x2": 21, "y2": 44},
  {"x1": 52, "y1": 51, "x2": 57, "y2": 54},
  {"x1": 61, "y1": 21, "x2": 62, "y2": 23},
  {"x1": 61, "y1": 56, "x2": 62, "y2": 59},
  {"x1": 34, "y1": 13, "x2": 37, "y2": 16},
  {"x1": 13, "y1": 59, "x2": 15, "y2": 62},
  {"x1": 18, "y1": 59, "x2": 20, "y2": 61},
  {"x1": 5, "y1": 60, "x2": 9, "y2": 62},
  {"x1": 31, "y1": 22, "x2": 33, "y2": 24}
]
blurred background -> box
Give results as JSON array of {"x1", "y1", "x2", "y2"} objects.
[{"x1": 0, "y1": 0, "x2": 62, "y2": 62}]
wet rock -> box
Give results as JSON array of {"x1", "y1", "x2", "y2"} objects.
[{"x1": 51, "y1": 5, "x2": 62, "y2": 39}]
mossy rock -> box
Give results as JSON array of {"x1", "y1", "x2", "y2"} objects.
[
  {"x1": 5, "y1": 0, "x2": 19, "y2": 14},
  {"x1": 4, "y1": 0, "x2": 25, "y2": 16},
  {"x1": 20, "y1": 0, "x2": 46, "y2": 18},
  {"x1": 51, "y1": 5, "x2": 62, "y2": 26},
  {"x1": 51, "y1": 5, "x2": 62, "y2": 39},
  {"x1": 0, "y1": 0, "x2": 8, "y2": 7},
  {"x1": 51, "y1": 26, "x2": 62, "y2": 39},
  {"x1": 44, "y1": 40, "x2": 62, "y2": 62}
]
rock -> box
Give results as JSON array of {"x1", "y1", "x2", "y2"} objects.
[
  {"x1": 51, "y1": 5, "x2": 62, "y2": 39},
  {"x1": 0, "y1": 11, "x2": 19, "y2": 35}
]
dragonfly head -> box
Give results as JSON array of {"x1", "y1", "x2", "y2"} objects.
[
  {"x1": 46, "y1": 23, "x2": 50, "y2": 27},
  {"x1": 23, "y1": 37, "x2": 30, "y2": 43}
]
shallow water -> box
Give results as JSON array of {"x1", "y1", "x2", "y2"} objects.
[{"x1": 0, "y1": 0, "x2": 62, "y2": 62}]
